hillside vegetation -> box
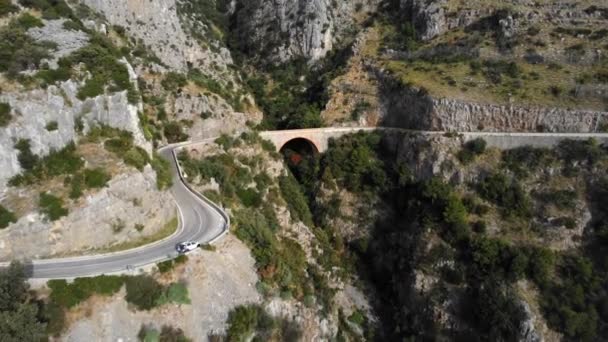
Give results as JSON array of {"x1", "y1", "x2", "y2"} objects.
[
  {"x1": 285, "y1": 131, "x2": 608, "y2": 340},
  {"x1": 379, "y1": 1, "x2": 608, "y2": 110}
]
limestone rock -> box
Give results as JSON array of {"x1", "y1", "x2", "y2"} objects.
[
  {"x1": 378, "y1": 73, "x2": 608, "y2": 132},
  {"x1": 0, "y1": 166, "x2": 174, "y2": 261},
  {"x1": 169, "y1": 91, "x2": 259, "y2": 141},
  {"x1": 232, "y1": 0, "x2": 380, "y2": 63},
  {"x1": 0, "y1": 79, "x2": 150, "y2": 194},
  {"x1": 28, "y1": 19, "x2": 89, "y2": 69},
  {"x1": 80, "y1": 0, "x2": 235, "y2": 81}
]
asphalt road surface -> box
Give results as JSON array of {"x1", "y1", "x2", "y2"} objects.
[{"x1": 11, "y1": 144, "x2": 228, "y2": 279}]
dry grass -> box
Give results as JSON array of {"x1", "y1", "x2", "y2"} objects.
[{"x1": 374, "y1": 0, "x2": 608, "y2": 111}]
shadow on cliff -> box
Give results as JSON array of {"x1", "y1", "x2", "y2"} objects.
[{"x1": 376, "y1": 71, "x2": 436, "y2": 130}]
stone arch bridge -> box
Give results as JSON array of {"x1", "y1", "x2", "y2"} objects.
[{"x1": 259, "y1": 127, "x2": 608, "y2": 153}]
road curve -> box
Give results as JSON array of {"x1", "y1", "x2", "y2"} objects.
[{"x1": 8, "y1": 142, "x2": 228, "y2": 279}]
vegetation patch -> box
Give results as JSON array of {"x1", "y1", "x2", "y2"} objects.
[
  {"x1": 45, "y1": 121, "x2": 59, "y2": 131},
  {"x1": 10, "y1": 141, "x2": 83, "y2": 186},
  {"x1": 18, "y1": 0, "x2": 73, "y2": 19},
  {"x1": 224, "y1": 304, "x2": 302, "y2": 341},
  {"x1": 83, "y1": 168, "x2": 110, "y2": 188},
  {"x1": 138, "y1": 325, "x2": 191, "y2": 342},
  {"x1": 0, "y1": 0, "x2": 18, "y2": 17},
  {"x1": 0, "y1": 102, "x2": 12, "y2": 127},
  {"x1": 0, "y1": 205, "x2": 17, "y2": 228},
  {"x1": 48, "y1": 275, "x2": 125, "y2": 308},
  {"x1": 0, "y1": 262, "x2": 49, "y2": 340},
  {"x1": 157, "y1": 254, "x2": 188, "y2": 274},
  {"x1": 48, "y1": 272, "x2": 190, "y2": 314},
  {"x1": 457, "y1": 138, "x2": 486, "y2": 164},
  {"x1": 0, "y1": 14, "x2": 53, "y2": 78},
  {"x1": 285, "y1": 130, "x2": 607, "y2": 340},
  {"x1": 39, "y1": 192, "x2": 68, "y2": 221}
]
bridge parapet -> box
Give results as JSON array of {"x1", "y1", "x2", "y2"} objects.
[{"x1": 259, "y1": 127, "x2": 608, "y2": 153}]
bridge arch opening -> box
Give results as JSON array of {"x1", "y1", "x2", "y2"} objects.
[{"x1": 280, "y1": 138, "x2": 319, "y2": 166}]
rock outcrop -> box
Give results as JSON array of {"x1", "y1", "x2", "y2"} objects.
[
  {"x1": 231, "y1": 0, "x2": 380, "y2": 63},
  {"x1": 378, "y1": 74, "x2": 608, "y2": 132},
  {"x1": 0, "y1": 79, "x2": 150, "y2": 194},
  {"x1": 0, "y1": 166, "x2": 174, "y2": 261},
  {"x1": 28, "y1": 19, "x2": 89, "y2": 68},
  {"x1": 399, "y1": 0, "x2": 491, "y2": 41},
  {"x1": 169, "y1": 89, "x2": 259, "y2": 141},
  {"x1": 80, "y1": 0, "x2": 236, "y2": 82}
]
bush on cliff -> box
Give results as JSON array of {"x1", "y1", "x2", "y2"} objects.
[
  {"x1": 0, "y1": 102, "x2": 11, "y2": 127},
  {"x1": 0, "y1": 205, "x2": 17, "y2": 229},
  {"x1": 39, "y1": 192, "x2": 68, "y2": 221}
]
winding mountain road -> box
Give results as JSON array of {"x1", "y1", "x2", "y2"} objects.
[
  {"x1": 14, "y1": 142, "x2": 229, "y2": 279},
  {"x1": 4, "y1": 128, "x2": 608, "y2": 279}
]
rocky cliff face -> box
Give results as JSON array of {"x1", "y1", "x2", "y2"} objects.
[
  {"x1": 80, "y1": 0, "x2": 235, "y2": 80},
  {"x1": 399, "y1": 0, "x2": 493, "y2": 41},
  {"x1": 0, "y1": 166, "x2": 174, "y2": 261},
  {"x1": 378, "y1": 73, "x2": 608, "y2": 132},
  {"x1": 0, "y1": 79, "x2": 150, "y2": 194},
  {"x1": 231, "y1": 0, "x2": 380, "y2": 63}
]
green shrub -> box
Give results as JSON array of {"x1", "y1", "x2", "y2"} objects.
[
  {"x1": 458, "y1": 138, "x2": 487, "y2": 164},
  {"x1": 66, "y1": 39, "x2": 132, "y2": 100},
  {"x1": 421, "y1": 178, "x2": 470, "y2": 242},
  {"x1": 39, "y1": 192, "x2": 68, "y2": 221},
  {"x1": 67, "y1": 174, "x2": 84, "y2": 199},
  {"x1": 236, "y1": 188, "x2": 262, "y2": 207},
  {"x1": 0, "y1": 102, "x2": 11, "y2": 127},
  {"x1": 279, "y1": 173, "x2": 313, "y2": 226},
  {"x1": 0, "y1": 0, "x2": 18, "y2": 17},
  {"x1": 534, "y1": 189, "x2": 577, "y2": 209},
  {"x1": 104, "y1": 133, "x2": 134, "y2": 154},
  {"x1": 15, "y1": 12, "x2": 44, "y2": 29},
  {"x1": 161, "y1": 72, "x2": 187, "y2": 91},
  {"x1": 77, "y1": 75, "x2": 106, "y2": 99},
  {"x1": 124, "y1": 275, "x2": 163, "y2": 310},
  {"x1": 538, "y1": 255, "x2": 599, "y2": 340},
  {"x1": 215, "y1": 134, "x2": 236, "y2": 151},
  {"x1": 157, "y1": 255, "x2": 188, "y2": 274},
  {"x1": 348, "y1": 310, "x2": 366, "y2": 326},
  {"x1": 83, "y1": 168, "x2": 110, "y2": 188},
  {"x1": 468, "y1": 279, "x2": 526, "y2": 340},
  {"x1": 151, "y1": 153, "x2": 173, "y2": 190},
  {"x1": 476, "y1": 173, "x2": 532, "y2": 218},
  {"x1": 322, "y1": 132, "x2": 386, "y2": 192},
  {"x1": 11, "y1": 142, "x2": 84, "y2": 186},
  {"x1": 557, "y1": 138, "x2": 606, "y2": 166},
  {"x1": 123, "y1": 147, "x2": 150, "y2": 171},
  {"x1": 36, "y1": 63, "x2": 72, "y2": 86},
  {"x1": 502, "y1": 146, "x2": 555, "y2": 177},
  {"x1": 0, "y1": 205, "x2": 17, "y2": 228},
  {"x1": 14, "y1": 139, "x2": 39, "y2": 171},
  {"x1": 0, "y1": 262, "x2": 47, "y2": 340},
  {"x1": 62, "y1": 19, "x2": 81, "y2": 31},
  {"x1": 0, "y1": 16, "x2": 51, "y2": 77},
  {"x1": 18, "y1": 0, "x2": 73, "y2": 19},
  {"x1": 225, "y1": 305, "x2": 273, "y2": 341},
  {"x1": 47, "y1": 275, "x2": 125, "y2": 308},
  {"x1": 156, "y1": 283, "x2": 191, "y2": 306},
  {"x1": 42, "y1": 143, "x2": 83, "y2": 176},
  {"x1": 163, "y1": 121, "x2": 188, "y2": 143},
  {"x1": 45, "y1": 121, "x2": 58, "y2": 131},
  {"x1": 156, "y1": 260, "x2": 173, "y2": 273},
  {"x1": 40, "y1": 301, "x2": 65, "y2": 336},
  {"x1": 138, "y1": 327, "x2": 160, "y2": 342}
]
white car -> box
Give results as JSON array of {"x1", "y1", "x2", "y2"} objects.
[{"x1": 176, "y1": 241, "x2": 200, "y2": 254}]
